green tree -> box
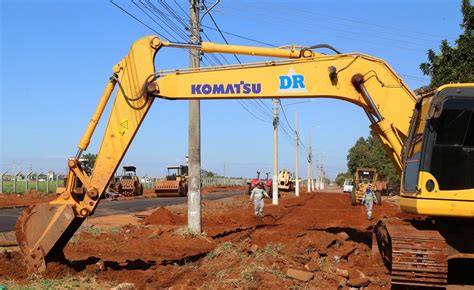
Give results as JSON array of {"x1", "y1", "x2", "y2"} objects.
[
  {"x1": 335, "y1": 172, "x2": 350, "y2": 187},
  {"x1": 420, "y1": 0, "x2": 474, "y2": 88},
  {"x1": 81, "y1": 153, "x2": 97, "y2": 175},
  {"x1": 201, "y1": 169, "x2": 218, "y2": 177},
  {"x1": 346, "y1": 132, "x2": 399, "y2": 184}
]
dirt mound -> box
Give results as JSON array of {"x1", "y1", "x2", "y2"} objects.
[
  {"x1": 0, "y1": 251, "x2": 28, "y2": 281},
  {"x1": 141, "y1": 207, "x2": 186, "y2": 225},
  {"x1": 1, "y1": 190, "x2": 405, "y2": 288}
]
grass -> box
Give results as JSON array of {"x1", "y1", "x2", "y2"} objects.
[
  {"x1": 205, "y1": 242, "x2": 235, "y2": 260},
  {"x1": 1, "y1": 274, "x2": 109, "y2": 289},
  {"x1": 85, "y1": 227, "x2": 101, "y2": 236},
  {"x1": 203, "y1": 242, "x2": 287, "y2": 287},
  {"x1": 319, "y1": 257, "x2": 332, "y2": 273},
  {"x1": 175, "y1": 226, "x2": 205, "y2": 238},
  {"x1": 211, "y1": 269, "x2": 231, "y2": 281},
  {"x1": 107, "y1": 226, "x2": 121, "y2": 234},
  {"x1": 0, "y1": 180, "x2": 65, "y2": 194},
  {"x1": 254, "y1": 243, "x2": 284, "y2": 259}
]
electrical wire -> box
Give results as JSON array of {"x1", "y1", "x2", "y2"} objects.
[
  {"x1": 172, "y1": 0, "x2": 276, "y2": 47},
  {"x1": 204, "y1": 2, "x2": 241, "y2": 64},
  {"x1": 278, "y1": 100, "x2": 307, "y2": 149},
  {"x1": 131, "y1": 0, "x2": 178, "y2": 41},
  {"x1": 199, "y1": 3, "x2": 274, "y2": 123},
  {"x1": 220, "y1": 4, "x2": 430, "y2": 53},
  {"x1": 110, "y1": 0, "x2": 169, "y2": 40},
  {"x1": 230, "y1": 1, "x2": 451, "y2": 43}
]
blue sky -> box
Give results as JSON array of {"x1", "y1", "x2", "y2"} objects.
[{"x1": 0, "y1": 0, "x2": 463, "y2": 179}]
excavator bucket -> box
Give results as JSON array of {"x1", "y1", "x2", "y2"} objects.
[
  {"x1": 16, "y1": 203, "x2": 84, "y2": 273},
  {"x1": 155, "y1": 180, "x2": 181, "y2": 196}
]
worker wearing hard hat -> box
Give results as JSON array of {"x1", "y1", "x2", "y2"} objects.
[{"x1": 250, "y1": 182, "x2": 270, "y2": 218}]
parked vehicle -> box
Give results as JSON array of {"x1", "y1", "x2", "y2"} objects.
[{"x1": 342, "y1": 179, "x2": 354, "y2": 193}]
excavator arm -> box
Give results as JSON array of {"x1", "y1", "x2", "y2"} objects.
[
  {"x1": 150, "y1": 47, "x2": 417, "y2": 170},
  {"x1": 16, "y1": 35, "x2": 417, "y2": 273},
  {"x1": 16, "y1": 36, "x2": 161, "y2": 272}
]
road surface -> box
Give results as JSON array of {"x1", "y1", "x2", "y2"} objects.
[{"x1": 0, "y1": 191, "x2": 242, "y2": 232}]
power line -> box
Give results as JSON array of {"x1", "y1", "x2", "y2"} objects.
[
  {"x1": 278, "y1": 100, "x2": 307, "y2": 149},
  {"x1": 110, "y1": 0, "x2": 169, "y2": 40},
  {"x1": 199, "y1": 4, "x2": 274, "y2": 123},
  {"x1": 220, "y1": 4, "x2": 430, "y2": 53},
  {"x1": 131, "y1": 0, "x2": 178, "y2": 41},
  {"x1": 230, "y1": 1, "x2": 453, "y2": 42},
  {"x1": 166, "y1": 2, "x2": 276, "y2": 47},
  {"x1": 203, "y1": 2, "x2": 241, "y2": 64},
  {"x1": 238, "y1": 100, "x2": 272, "y2": 123}
]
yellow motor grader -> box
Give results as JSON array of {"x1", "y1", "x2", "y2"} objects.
[{"x1": 350, "y1": 168, "x2": 381, "y2": 206}]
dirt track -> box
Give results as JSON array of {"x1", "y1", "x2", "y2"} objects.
[{"x1": 1, "y1": 190, "x2": 402, "y2": 288}]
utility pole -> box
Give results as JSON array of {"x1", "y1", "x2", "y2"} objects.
[
  {"x1": 307, "y1": 132, "x2": 312, "y2": 192},
  {"x1": 314, "y1": 150, "x2": 319, "y2": 190},
  {"x1": 188, "y1": 0, "x2": 201, "y2": 233},
  {"x1": 294, "y1": 112, "x2": 299, "y2": 197},
  {"x1": 272, "y1": 98, "x2": 279, "y2": 204}
]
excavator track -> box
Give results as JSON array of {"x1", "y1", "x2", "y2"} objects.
[{"x1": 374, "y1": 219, "x2": 448, "y2": 288}]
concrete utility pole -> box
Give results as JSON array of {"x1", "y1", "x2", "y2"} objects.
[
  {"x1": 314, "y1": 150, "x2": 319, "y2": 190},
  {"x1": 272, "y1": 98, "x2": 279, "y2": 204},
  {"x1": 294, "y1": 112, "x2": 299, "y2": 197},
  {"x1": 188, "y1": 0, "x2": 202, "y2": 233},
  {"x1": 307, "y1": 133, "x2": 312, "y2": 192}
]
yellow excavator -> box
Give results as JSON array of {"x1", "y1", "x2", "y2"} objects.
[{"x1": 16, "y1": 36, "x2": 473, "y2": 287}]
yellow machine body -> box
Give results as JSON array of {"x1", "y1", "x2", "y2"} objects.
[
  {"x1": 351, "y1": 168, "x2": 378, "y2": 205},
  {"x1": 277, "y1": 169, "x2": 294, "y2": 191},
  {"x1": 154, "y1": 165, "x2": 188, "y2": 197},
  {"x1": 15, "y1": 36, "x2": 473, "y2": 287}
]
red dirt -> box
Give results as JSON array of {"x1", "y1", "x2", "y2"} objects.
[
  {"x1": 1, "y1": 190, "x2": 404, "y2": 288},
  {"x1": 141, "y1": 207, "x2": 186, "y2": 225},
  {"x1": 201, "y1": 185, "x2": 246, "y2": 194},
  {"x1": 0, "y1": 192, "x2": 55, "y2": 208}
]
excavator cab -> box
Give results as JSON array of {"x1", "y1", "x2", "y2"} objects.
[
  {"x1": 400, "y1": 85, "x2": 474, "y2": 217},
  {"x1": 372, "y1": 85, "x2": 474, "y2": 287}
]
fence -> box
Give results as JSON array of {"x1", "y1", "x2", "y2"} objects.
[
  {"x1": 0, "y1": 172, "x2": 66, "y2": 194},
  {"x1": 1, "y1": 173, "x2": 246, "y2": 194},
  {"x1": 202, "y1": 177, "x2": 246, "y2": 187},
  {"x1": 140, "y1": 177, "x2": 246, "y2": 190}
]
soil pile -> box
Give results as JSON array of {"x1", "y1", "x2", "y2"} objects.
[
  {"x1": 141, "y1": 207, "x2": 186, "y2": 225},
  {"x1": 1, "y1": 190, "x2": 404, "y2": 288}
]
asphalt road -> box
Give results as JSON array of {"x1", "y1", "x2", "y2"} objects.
[{"x1": 0, "y1": 191, "x2": 242, "y2": 232}]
